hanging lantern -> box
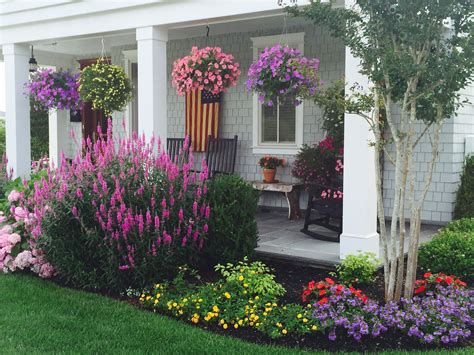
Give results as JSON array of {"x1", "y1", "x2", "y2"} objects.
[{"x1": 29, "y1": 46, "x2": 38, "y2": 73}]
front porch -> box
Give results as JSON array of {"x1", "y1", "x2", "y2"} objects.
[
  {"x1": 2, "y1": 2, "x2": 381, "y2": 261},
  {"x1": 256, "y1": 209, "x2": 439, "y2": 266}
]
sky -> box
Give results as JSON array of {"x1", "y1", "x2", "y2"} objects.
[{"x1": 0, "y1": 62, "x2": 5, "y2": 114}]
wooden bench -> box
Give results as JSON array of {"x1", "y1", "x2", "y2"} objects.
[{"x1": 252, "y1": 181, "x2": 302, "y2": 220}]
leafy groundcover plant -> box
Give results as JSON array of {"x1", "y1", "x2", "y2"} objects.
[
  {"x1": 29, "y1": 126, "x2": 210, "y2": 292},
  {"x1": 333, "y1": 252, "x2": 379, "y2": 286}
]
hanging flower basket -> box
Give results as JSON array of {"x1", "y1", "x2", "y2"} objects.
[
  {"x1": 247, "y1": 44, "x2": 320, "y2": 107},
  {"x1": 25, "y1": 68, "x2": 81, "y2": 112},
  {"x1": 78, "y1": 60, "x2": 133, "y2": 117},
  {"x1": 172, "y1": 46, "x2": 241, "y2": 95}
]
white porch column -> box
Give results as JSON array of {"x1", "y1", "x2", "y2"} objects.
[
  {"x1": 48, "y1": 109, "x2": 69, "y2": 167},
  {"x1": 3, "y1": 43, "x2": 31, "y2": 178},
  {"x1": 136, "y1": 26, "x2": 168, "y2": 143},
  {"x1": 339, "y1": 45, "x2": 379, "y2": 259}
]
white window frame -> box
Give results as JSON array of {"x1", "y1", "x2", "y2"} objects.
[
  {"x1": 122, "y1": 49, "x2": 138, "y2": 138},
  {"x1": 250, "y1": 32, "x2": 305, "y2": 155}
]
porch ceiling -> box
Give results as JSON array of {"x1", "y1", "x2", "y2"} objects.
[{"x1": 23, "y1": 15, "x2": 313, "y2": 58}]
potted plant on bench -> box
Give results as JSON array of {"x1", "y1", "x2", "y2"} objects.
[{"x1": 258, "y1": 156, "x2": 286, "y2": 183}]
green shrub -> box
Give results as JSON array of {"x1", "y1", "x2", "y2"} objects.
[
  {"x1": 418, "y1": 218, "x2": 474, "y2": 280},
  {"x1": 204, "y1": 175, "x2": 259, "y2": 265},
  {"x1": 333, "y1": 252, "x2": 378, "y2": 285},
  {"x1": 454, "y1": 155, "x2": 474, "y2": 219}
]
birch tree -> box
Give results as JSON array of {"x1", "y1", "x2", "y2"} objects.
[{"x1": 287, "y1": 0, "x2": 474, "y2": 301}]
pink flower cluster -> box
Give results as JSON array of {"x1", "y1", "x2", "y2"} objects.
[
  {"x1": 29, "y1": 120, "x2": 210, "y2": 273},
  {"x1": 172, "y1": 46, "x2": 241, "y2": 95},
  {"x1": 25, "y1": 68, "x2": 81, "y2": 112},
  {"x1": 0, "y1": 192, "x2": 55, "y2": 278},
  {"x1": 321, "y1": 188, "x2": 343, "y2": 200}
]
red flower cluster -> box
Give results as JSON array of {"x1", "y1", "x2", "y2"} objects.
[
  {"x1": 414, "y1": 272, "x2": 467, "y2": 295},
  {"x1": 301, "y1": 277, "x2": 368, "y2": 304}
]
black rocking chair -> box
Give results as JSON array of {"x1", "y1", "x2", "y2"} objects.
[
  {"x1": 167, "y1": 138, "x2": 190, "y2": 164},
  {"x1": 205, "y1": 135, "x2": 238, "y2": 179},
  {"x1": 301, "y1": 179, "x2": 343, "y2": 242}
]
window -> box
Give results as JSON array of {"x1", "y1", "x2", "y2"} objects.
[{"x1": 251, "y1": 33, "x2": 305, "y2": 155}]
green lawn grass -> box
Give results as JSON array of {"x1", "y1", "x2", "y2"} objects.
[{"x1": 0, "y1": 273, "x2": 471, "y2": 354}]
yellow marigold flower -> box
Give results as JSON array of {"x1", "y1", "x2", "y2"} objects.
[
  {"x1": 311, "y1": 325, "x2": 317, "y2": 331},
  {"x1": 141, "y1": 294, "x2": 145, "y2": 298},
  {"x1": 297, "y1": 314, "x2": 302, "y2": 319},
  {"x1": 282, "y1": 329, "x2": 288, "y2": 335},
  {"x1": 263, "y1": 312, "x2": 268, "y2": 316},
  {"x1": 198, "y1": 298, "x2": 203, "y2": 303},
  {"x1": 172, "y1": 302, "x2": 177, "y2": 307},
  {"x1": 223, "y1": 324, "x2": 228, "y2": 330},
  {"x1": 303, "y1": 318, "x2": 308, "y2": 323},
  {"x1": 272, "y1": 303, "x2": 277, "y2": 307},
  {"x1": 224, "y1": 292, "x2": 231, "y2": 299},
  {"x1": 307, "y1": 304, "x2": 312, "y2": 308},
  {"x1": 243, "y1": 283, "x2": 248, "y2": 288},
  {"x1": 154, "y1": 299, "x2": 159, "y2": 304},
  {"x1": 255, "y1": 296, "x2": 259, "y2": 300},
  {"x1": 213, "y1": 306, "x2": 219, "y2": 312},
  {"x1": 238, "y1": 320, "x2": 243, "y2": 326},
  {"x1": 238, "y1": 275, "x2": 244, "y2": 281},
  {"x1": 178, "y1": 310, "x2": 183, "y2": 315},
  {"x1": 234, "y1": 324, "x2": 239, "y2": 329}
]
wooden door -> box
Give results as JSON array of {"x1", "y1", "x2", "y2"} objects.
[{"x1": 78, "y1": 58, "x2": 109, "y2": 143}]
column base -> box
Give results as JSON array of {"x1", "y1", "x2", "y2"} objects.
[{"x1": 339, "y1": 232, "x2": 379, "y2": 260}]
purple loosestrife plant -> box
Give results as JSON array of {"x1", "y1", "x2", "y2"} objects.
[
  {"x1": 25, "y1": 68, "x2": 81, "y2": 112},
  {"x1": 246, "y1": 44, "x2": 320, "y2": 106},
  {"x1": 30, "y1": 121, "x2": 210, "y2": 292}
]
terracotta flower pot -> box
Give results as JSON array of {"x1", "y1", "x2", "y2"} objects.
[{"x1": 263, "y1": 168, "x2": 276, "y2": 183}]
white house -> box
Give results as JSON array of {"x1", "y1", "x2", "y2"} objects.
[{"x1": 1, "y1": 0, "x2": 473, "y2": 260}]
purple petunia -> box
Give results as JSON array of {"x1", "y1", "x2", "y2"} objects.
[
  {"x1": 312, "y1": 284, "x2": 473, "y2": 344},
  {"x1": 25, "y1": 68, "x2": 81, "y2": 112},
  {"x1": 247, "y1": 44, "x2": 320, "y2": 106}
]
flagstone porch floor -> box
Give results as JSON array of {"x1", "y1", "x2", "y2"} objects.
[{"x1": 256, "y1": 209, "x2": 441, "y2": 267}]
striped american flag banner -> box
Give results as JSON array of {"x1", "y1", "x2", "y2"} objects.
[{"x1": 185, "y1": 89, "x2": 221, "y2": 152}]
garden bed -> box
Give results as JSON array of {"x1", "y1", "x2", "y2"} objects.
[{"x1": 131, "y1": 258, "x2": 473, "y2": 353}]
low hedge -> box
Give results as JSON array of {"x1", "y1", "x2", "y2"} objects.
[
  {"x1": 418, "y1": 218, "x2": 474, "y2": 280},
  {"x1": 203, "y1": 175, "x2": 259, "y2": 266},
  {"x1": 454, "y1": 155, "x2": 474, "y2": 219}
]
